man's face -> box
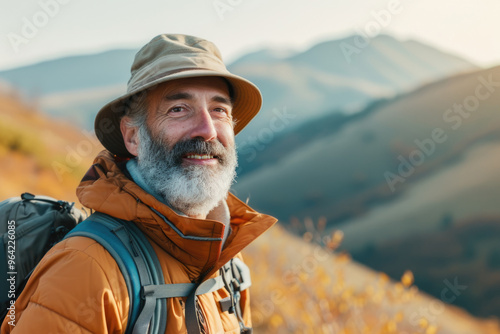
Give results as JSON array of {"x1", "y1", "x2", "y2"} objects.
[
  {"x1": 124, "y1": 77, "x2": 238, "y2": 218},
  {"x1": 145, "y1": 76, "x2": 235, "y2": 158}
]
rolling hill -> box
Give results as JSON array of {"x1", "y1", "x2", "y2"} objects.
[
  {"x1": 0, "y1": 49, "x2": 136, "y2": 95},
  {"x1": 232, "y1": 34, "x2": 477, "y2": 143},
  {"x1": 234, "y1": 65, "x2": 500, "y2": 226},
  {"x1": 0, "y1": 88, "x2": 103, "y2": 203},
  {"x1": 244, "y1": 223, "x2": 500, "y2": 333},
  {"x1": 233, "y1": 64, "x2": 500, "y2": 318},
  {"x1": 351, "y1": 214, "x2": 500, "y2": 319}
]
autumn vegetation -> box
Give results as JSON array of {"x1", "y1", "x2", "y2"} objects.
[{"x1": 0, "y1": 90, "x2": 102, "y2": 203}]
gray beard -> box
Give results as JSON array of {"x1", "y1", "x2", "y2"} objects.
[
  {"x1": 137, "y1": 125, "x2": 238, "y2": 216},
  {"x1": 135, "y1": 125, "x2": 238, "y2": 217}
]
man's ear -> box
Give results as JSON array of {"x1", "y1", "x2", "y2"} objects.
[{"x1": 120, "y1": 117, "x2": 139, "y2": 156}]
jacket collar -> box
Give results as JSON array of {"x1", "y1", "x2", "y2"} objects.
[{"x1": 77, "y1": 150, "x2": 277, "y2": 281}]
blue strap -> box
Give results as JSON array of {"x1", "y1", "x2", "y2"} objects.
[
  {"x1": 115, "y1": 219, "x2": 167, "y2": 334},
  {"x1": 65, "y1": 219, "x2": 142, "y2": 334}
]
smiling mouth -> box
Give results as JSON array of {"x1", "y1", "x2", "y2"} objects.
[{"x1": 184, "y1": 154, "x2": 217, "y2": 160}]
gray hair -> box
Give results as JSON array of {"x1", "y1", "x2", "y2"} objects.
[{"x1": 122, "y1": 90, "x2": 149, "y2": 129}]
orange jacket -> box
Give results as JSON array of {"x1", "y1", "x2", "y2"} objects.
[{"x1": 1, "y1": 151, "x2": 276, "y2": 333}]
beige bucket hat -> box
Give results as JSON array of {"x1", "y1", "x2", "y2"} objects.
[{"x1": 94, "y1": 34, "x2": 262, "y2": 157}]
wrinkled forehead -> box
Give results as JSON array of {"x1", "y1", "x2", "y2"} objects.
[{"x1": 145, "y1": 76, "x2": 234, "y2": 112}]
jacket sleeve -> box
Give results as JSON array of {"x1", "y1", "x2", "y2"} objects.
[{"x1": 1, "y1": 237, "x2": 130, "y2": 334}]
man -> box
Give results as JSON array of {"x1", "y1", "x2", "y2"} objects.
[{"x1": 1, "y1": 34, "x2": 276, "y2": 333}]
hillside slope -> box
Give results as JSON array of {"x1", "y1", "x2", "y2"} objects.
[
  {"x1": 0, "y1": 91, "x2": 103, "y2": 203},
  {"x1": 231, "y1": 34, "x2": 476, "y2": 142},
  {"x1": 233, "y1": 64, "x2": 500, "y2": 320},
  {"x1": 244, "y1": 223, "x2": 500, "y2": 333},
  {"x1": 0, "y1": 49, "x2": 136, "y2": 95},
  {"x1": 352, "y1": 214, "x2": 500, "y2": 319},
  {"x1": 234, "y1": 65, "x2": 500, "y2": 225}
]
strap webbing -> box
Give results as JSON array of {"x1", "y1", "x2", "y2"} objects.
[
  {"x1": 138, "y1": 275, "x2": 226, "y2": 334},
  {"x1": 142, "y1": 275, "x2": 225, "y2": 300},
  {"x1": 185, "y1": 280, "x2": 210, "y2": 334}
]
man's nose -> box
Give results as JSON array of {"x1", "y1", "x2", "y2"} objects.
[{"x1": 189, "y1": 108, "x2": 217, "y2": 141}]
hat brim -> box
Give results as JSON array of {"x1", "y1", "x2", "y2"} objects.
[{"x1": 94, "y1": 69, "x2": 262, "y2": 158}]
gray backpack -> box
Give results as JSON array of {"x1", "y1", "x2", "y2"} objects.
[{"x1": 0, "y1": 193, "x2": 85, "y2": 319}]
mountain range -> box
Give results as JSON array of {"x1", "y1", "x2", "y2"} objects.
[
  {"x1": 233, "y1": 64, "x2": 500, "y2": 318},
  {"x1": 0, "y1": 34, "x2": 476, "y2": 145},
  {"x1": 234, "y1": 65, "x2": 500, "y2": 228}
]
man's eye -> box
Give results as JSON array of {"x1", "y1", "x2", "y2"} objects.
[
  {"x1": 213, "y1": 108, "x2": 228, "y2": 114},
  {"x1": 169, "y1": 107, "x2": 184, "y2": 113}
]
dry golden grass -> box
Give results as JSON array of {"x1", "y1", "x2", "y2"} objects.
[
  {"x1": 243, "y1": 222, "x2": 500, "y2": 333},
  {"x1": 0, "y1": 93, "x2": 102, "y2": 204}
]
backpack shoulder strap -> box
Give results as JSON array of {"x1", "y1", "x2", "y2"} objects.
[
  {"x1": 218, "y1": 258, "x2": 253, "y2": 334},
  {"x1": 64, "y1": 212, "x2": 167, "y2": 334}
]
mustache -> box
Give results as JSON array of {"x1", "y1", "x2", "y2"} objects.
[{"x1": 169, "y1": 138, "x2": 228, "y2": 165}]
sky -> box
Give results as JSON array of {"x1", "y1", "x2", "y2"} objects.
[{"x1": 1, "y1": 0, "x2": 499, "y2": 71}]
